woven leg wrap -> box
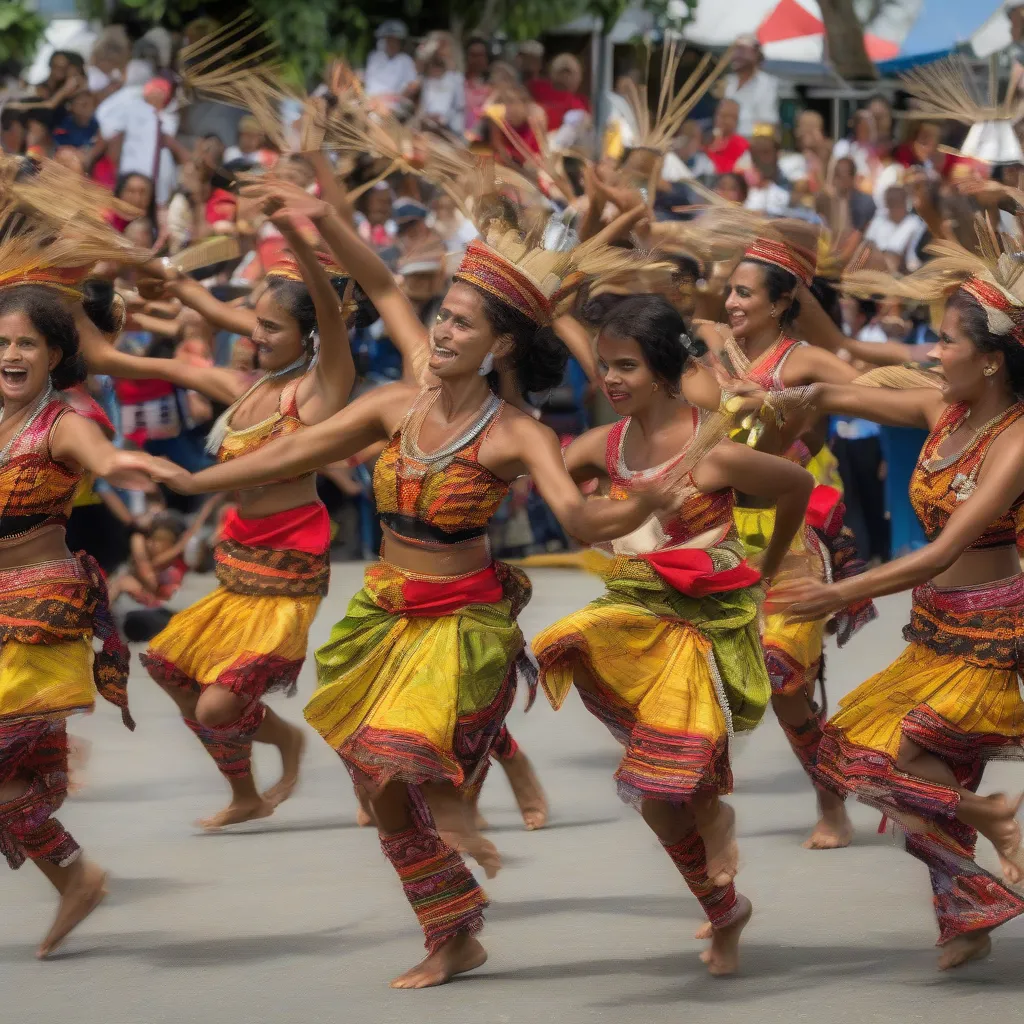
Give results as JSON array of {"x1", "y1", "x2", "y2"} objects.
[
  {"x1": 490, "y1": 725, "x2": 519, "y2": 763},
  {"x1": 184, "y1": 700, "x2": 267, "y2": 779},
  {"x1": 380, "y1": 824, "x2": 488, "y2": 953},
  {"x1": 661, "y1": 830, "x2": 741, "y2": 930},
  {"x1": 779, "y1": 702, "x2": 828, "y2": 783}
]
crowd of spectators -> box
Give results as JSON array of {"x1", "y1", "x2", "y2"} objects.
[{"x1": 3, "y1": 20, "x2": 1021, "y2": 581}]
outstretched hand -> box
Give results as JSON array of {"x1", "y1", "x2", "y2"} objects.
[
  {"x1": 764, "y1": 577, "x2": 843, "y2": 622},
  {"x1": 242, "y1": 179, "x2": 332, "y2": 223}
]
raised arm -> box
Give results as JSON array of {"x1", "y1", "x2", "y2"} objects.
[
  {"x1": 554, "y1": 315, "x2": 600, "y2": 385},
  {"x1": 160, "y1": 274, "x2": 258, "y2": 338},
  {"x1": 771, "y1": 419, "x2": 1024, "y2": 615},
  {"x1": 162, "y1": 383, "x2": 409, "y2": 496},
  {"x1": 270, "y1": 210, "x2": 355, "y2": 417},
  {"x1": 75, "y1": 306, "x2": 244, "y2": 407}
]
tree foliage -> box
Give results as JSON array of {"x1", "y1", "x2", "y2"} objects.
[{"x1": 0, "y1": 1, "x2": 47, "y2": 66}]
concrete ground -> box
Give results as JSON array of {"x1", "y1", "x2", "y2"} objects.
[{"x1": 2, "y1": 565, "x2": 1023, "y2": 1023}]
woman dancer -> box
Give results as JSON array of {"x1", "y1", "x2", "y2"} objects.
[
  {"x1": 153, "y1": 194, "x2": 670, "y2": 988},
  {"x1": 0, "y1": 275, "x2": 162, "y2": 957},
  {"x1": 533, "y1": 295, "x2": 813, "y2": 975},
  {"x1": 694, "y1": 224, "x2": 876, "y2": 850},
  {"x1": 767, "y1": 252, "x2": 1024, "y2": 969},
  {"x1": 82, "y1": 204, "x2": 380, "y2": 829}
]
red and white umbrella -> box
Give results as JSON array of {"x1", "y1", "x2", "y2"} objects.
[{"x1": 758, "y1": 0, "x2": 900, "y2": 61}]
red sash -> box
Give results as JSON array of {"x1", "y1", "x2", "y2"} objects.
[
  {"x1": 805, "y1": 484, "x2": 843, "y2": 536},
  {"x1": 220, "y1": 502, "x2": 331, "y2": 555},
  {"x1": 642, "y1": 548, "x2": 761, "y2": 598},
  {"x1": 400, "y1": 565, "x2": 505, "y2": 616}
]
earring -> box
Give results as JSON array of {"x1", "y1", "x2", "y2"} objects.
[
  {"x1": 652, "y1": 381, "x2": 659, "y2": 391},
  {"x1": 984, "y1": 366, "x2": 997, "y2": 377},
  {"x1": 478, "y1": 351, "x2": 495, "y2": 376},
  {"x1": 770, "y1": 304, "x2": 777, "y2": 318}
]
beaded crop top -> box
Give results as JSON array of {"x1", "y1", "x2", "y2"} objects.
[
  {"x1": 910, "y1": 401, "x2": 1024, "y2": 551},
  {"x1": 743, "y1": 336, "x2": 804, "y2": 392},
  {"x1": 214, "y1": 377, "x2": 307, "y2": 481},
  {"x1": 373, "y1": 387, "x2": 510, "y2": 545},
  {"x1": 605, "y1": 408, "x2": 735, "y2": 550},
  {"x1": 0, "y1": 394, "x2": 81, "y2": 541}
]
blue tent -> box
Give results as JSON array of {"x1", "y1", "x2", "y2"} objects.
[{"x1": 897, "y1": 0, "x2": 1001, "y2": 57}]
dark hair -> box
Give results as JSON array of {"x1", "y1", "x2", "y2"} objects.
[
  {"x1": 741, "y1": 260, "x2": 801, "y2": 328},
  {"x1": 577, "y1": 290, "x2": 630, "y2": 328},
  {"x1": 150, "y1": 509, "x2": 188, "y2": 540},
  {"x1": 834, "y1": 156, "x2": 857, "y2": 177},
  {"x1": 476, "y1": 290, "x2": 567, "y2": 394},
  {"x1": 598, "y1": 294, "x2": 706, "y2": 394},
  {"x1": 0, "y1": 284, "x2": 86, "y2": 390},
  {"x1": 855, "y1": 297, "x2": 878, "y2": 323},
  {"x1": 948, "y1": 290, "x2": 1024, "y2": 401},
  {"x1": 716, "y1": 172, "x2": 748, "y2": 203},
  {"x1": 809, "y1": 277, "x2": 842, "y2": 328},
  {"x1": 265, "y1": 274, "x2": 370, "y2": 338},
  {"x1": 82, "y1": 278, "x2": 121, "y2": 334},
  {"x1": 667, "y1": 253, "x2": 702, "y2": 282},
  {"x1": 51, "y1": 50, "x2": 85, "y2": 73},
  {"x1": 114, "y1": 172, "x2": 158, "y2": 229}
]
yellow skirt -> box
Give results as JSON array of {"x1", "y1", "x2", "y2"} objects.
[
  {"x1": 141, "y1": 586, "x2": 321, "y2": 700},
  {"x1": 0, "y1": 638, "x2": 95, "y2": 722}
]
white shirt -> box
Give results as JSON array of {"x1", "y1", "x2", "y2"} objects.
[
  {"x1": 364, "y1": 48, "x2": 418, "y2": 98},
  {"x1": 832, "y1": 138, "x2": 873, "y2": 179},
  {"x1": 871, "y1": 162, "x2": 904, "y2": 210},
  {"x1": 99, "y1": 89, "x2": 179, "y2": 205},
  {"x1": 745, "y1": 181, "x2": 791, "y2": 216},
  {"x1": 723, "y1": 70, "x2": 779, "y2": 138},
  {"x1": 419, "y1": 71, "x2": 465, "y2": 133},
  {"x1": 864, "y1": 211, "x2": 927, "y2": 271}
]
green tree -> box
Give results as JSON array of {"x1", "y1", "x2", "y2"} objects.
[{"x1": 0, "y1": 0, "x2": 47, "y2": 66}]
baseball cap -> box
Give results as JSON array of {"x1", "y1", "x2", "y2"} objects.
[
  {"x1": 393, "y1": 198, "x2": 429, "y2": 224},
  {"x1": 375, "y1": 20, "x2": 409, "y2": 40}
]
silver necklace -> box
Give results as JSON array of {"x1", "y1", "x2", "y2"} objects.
[
  {"x1": 0, "y1": 382, "x2": 55, "y2": 467},
  {"x1": 399, "y1": 388, "x2": 502, "y2": 479}
]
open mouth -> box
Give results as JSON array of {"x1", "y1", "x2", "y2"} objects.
[
  {"x1": 606, "y1": 390, "x2": 630, "y2": 403},
  {"x1": 431, "y1": 345, "x2": 457, "y2": 363},
  {"x1": 0, "y1": 367, "x2": 28, "y2": 386}
]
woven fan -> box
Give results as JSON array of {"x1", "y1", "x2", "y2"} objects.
[
  {"x1": 178, "y1": 13, "x2": 282, "y2": 101},
  {"x1": 10, "y1": 158, "x2": 142, "y2": 228},
  {"x1": 493, "y1": 113, "x2": 577, "y2": 204},
  {"x1": 170, "y1": 236, "x2": 242, "y2": 276},
  {"x1": 853, "y1": 365, "x2": 945, "y2": 390}
]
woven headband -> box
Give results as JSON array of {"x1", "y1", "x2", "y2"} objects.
[
  {"x1": 743, "y1": 237, "x2": 816, "y2": 288},
  {"x1": 0, "y1": 265, "x2": 87, "y2": 299},
  {"x1": 267, "y1": 248, "x2": 347, "y2": 283},
  {"x1": 454, "y1": 239, "x2": 552, "y2": 325},
  {"x1": 962, "y1": 276, "x2": 1024, "y2": 344}
]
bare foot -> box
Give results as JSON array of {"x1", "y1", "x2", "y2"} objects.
[
  {"x1": 700, "y1": 801, "x2": 738, "y2": 886},
  {"x1": 695, "y1": 920, "x2": 713, "y2": 940},
  {"x1": 976, "y1": 794, "x2": 1024, "y2": 885},
  {"x1": 263, "y1": 723, "x2": 306, "y2": 808},
  {"x1": 198, "y1": 796, "x2": 275, "y2": 831},
  {"x1": 938, "y1": 931, "x2": 992, "y2": 971},
  {"x1": 37, "y1": 859, "x2": 108, "y2": 958},
  {"x1": 500, "y1": 749, "x2": 549, "y2": 830},
  {"x1": 804, "y1": 800, "x2": 853, "y2": 850},
  {"x1": 390, "y1": 932, "x2": 487, "y2": 989},
  {"x1": 699, "y1": 895, "x2": 752, "y2": 977},
  {"x1": 440, "y1": 829, "x2": 502, "y2": 879}
]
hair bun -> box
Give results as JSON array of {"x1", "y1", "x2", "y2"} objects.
[{"x1": 679, "y1": 331, "x2": 708, "y2": 361}]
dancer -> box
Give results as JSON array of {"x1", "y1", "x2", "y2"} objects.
[
  {"x1": 0, "y1": 273, "x2": 162, "y2": 957},
  {"x1": 152, "y1": 190, "x2": 670, "y2": 988},
  {"x1": 693, "y1": 221, "x2": 876, "y2": 849},
  {"x1": 533, "y1": 295, "x2": 813, "y2": 975},
  {"x1": 766, "y1": 247, "x2": 1024, "y2": 969},
  {"x1": 81, "y1": 202, "x2": 386, "y2": 830}
]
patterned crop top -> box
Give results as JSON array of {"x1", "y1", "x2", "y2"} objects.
[
  {"x1": 743, "y1": 336, "x2": 804, "y2": 392},
  {"x1": 214, "y1": 377, "x2": 307, "y2": 480},
  {"x1": 910, "y1": 401, "x2": 1024, "y2": 551},
  {"x1": 0, "y1": 395, "x2": 81, "y2": 541},
  {"x1": 605, "y1": 408, "x2": 735, "y2": 549},
  {"x1": 373, "y1": 387, "x2": 511, "y2": 545}
]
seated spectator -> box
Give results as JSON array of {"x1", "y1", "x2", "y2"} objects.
[
  {"x1": 355, "y1": 181, "x2": 398, "y2": 251},
  {"x1": 870, "y1": 133, "x2": 903, "y2": 210},
  {"x1": 52, "y1": 87, "x2": 100, "y2": 155},
  {"x1": 722, "y1": 36, "x2": 778, "y2": 138},
  {"x1": 87, "y1": 29, "x2": 130, "y2": 103},
  {"x1": 393, "y1": 197, "x2": 432, "y2": 249},
  {"x1": 532, "y1": 53, "x2": 590, "y2": 132},
  {"x1": 464, "y1": 37, "x2": 492, "y2": 135},
  {"x1": 833, "y1": 156, "x2": 876, "y2": 233},
  {"x1": 223, "y1": 115, "x2": 273, "y2": 168},
  {"x1": 487, "y1": 85, "x2": 543, "y2": 165},
  {"x1": 364, "y1": 21, "x2": 417, "y2": 108},
  {"x1": 516, "y1": 40, "x2": 546, "y2": 87},
  {"x1": 704, "y1": 99, "x2": 749, "y2": 174},
  {"x1": 675, "y1": 121, "x2": 716, "y2": 183},
  {"x1": 397, "y1": 240, "x2": 447, "y2": 325},
  {"x1": 714, "y1": 171, "x2": 748, "y2": 205},
  {"x1": 864, "y1": 185, "x2": 927, "y2": 271},
  {"x1": 894, "y1": 121, "x2": 942, "y2": 173},
  {"x1": 738, "y1": 129, "x2": 792, "y2": 214},
  {"x1": 833, "y1": 108, "x2": 875, "y2": 181},
  {"x1": 416, "y1": 40, "x2": 465, "y2": 134},
  {"x1": 794, "y1": 109, "x2": 831, "y2": 193},
  {"x1": 110, "y1": 172, "x2": 157, "y2": 238}
]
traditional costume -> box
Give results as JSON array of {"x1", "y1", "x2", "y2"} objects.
[
  {"x1": 533, "y1": 408, "x2": 768, "y2": 932},
  {"x1": 729, "y1": 227, "x2": 876, "y2": 782}
]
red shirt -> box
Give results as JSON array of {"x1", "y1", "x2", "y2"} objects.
[
  {"x1": 527, "y1": 79, "x2": 589, "y2": 131},
  {"x1": 705, "y1": 135, "x2": 750, "y2": 174}
]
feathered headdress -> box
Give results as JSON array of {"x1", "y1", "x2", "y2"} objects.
[
  {"x1": 454, "y1": 210, "x2": 665, "y2": 325},
  {"x1": 901, "y1": 56, "x2": 1024, "y2": 165},
  {"x1": 843, "y1": 216, "x2": 1024, "y2": 344}
]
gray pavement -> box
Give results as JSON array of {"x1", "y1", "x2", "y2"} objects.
[{"x1": 2, "y1": 564, "x2": 1023, "y2": 1023}]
